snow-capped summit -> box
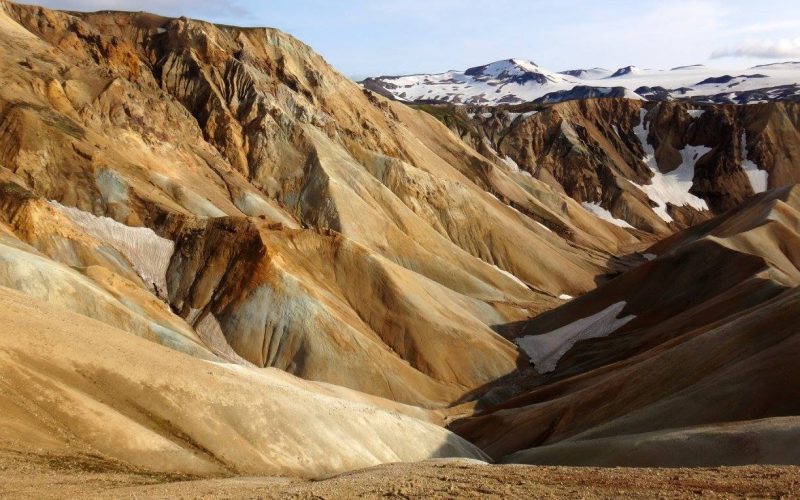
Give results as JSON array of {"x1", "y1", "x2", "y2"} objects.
[
  {"x1": 464, "y1": 58, "x2": 574, "y2": 85},
  {"x1": 465, "y1": 59, "x2": 541, "y2": 77},
  {"x1": 608, "y1": 65, "x2": 648, "y2": 78},
  {"x1": 560, "y1": 67, "x2": 612, "y2": 79},
  {"x1": 361, "y1": 58, "x2": 583, "y2": 105},
  {"x1": 363, "y1": 57, "x2": 800, "y2": 106}
]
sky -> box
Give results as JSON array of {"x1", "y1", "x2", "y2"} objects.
[{"x1": 34, "y1": 0, "x2": 800, "y2": 80}]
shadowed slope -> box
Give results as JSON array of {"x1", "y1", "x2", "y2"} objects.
[{"x1": 451, "y1": 187, "x2": 800, "y2": 464}]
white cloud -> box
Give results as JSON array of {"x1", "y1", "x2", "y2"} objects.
[{"x1": 711, "y1": 37, "x2": 800, "y2": 59}]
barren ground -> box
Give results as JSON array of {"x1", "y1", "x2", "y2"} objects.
[{"x1": 2, "y1": 449, "x2": 798, "y2": 499}]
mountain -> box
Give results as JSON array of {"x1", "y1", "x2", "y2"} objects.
[
  {"x1": 363, "y1": 59, "x2": 578, "y2": 105},
  {"x1": 418, "y1": 99, "x2": 800, "y2": 233},
  {"x1": 608, "y1": 65, "x2": 647, "y2": 78},
  {"x1": 0, "y1": 0, "x2": 647, "y2": 479},
  {"x1": 363, "y1": 58, "x2": 800, "y2": 105},
  {"x1": 450, "y1": 186, "x2": 800, "y2": 466},
  {"x1": 559, "y1": 67, "x2": 612, "y2": 79},
  {"x1": 1, "y1": 0, "x2": 799, "y2": 494}
]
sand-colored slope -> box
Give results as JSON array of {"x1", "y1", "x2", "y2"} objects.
[
  {"x1": 0, "y1": 285, "x2": 486, "y2": 478},
  {"x1": 2, "y1": 0, "x2": 798, "y2": 477},
  {"x1": 164, "y1": 216, "x2": 530, "y2": 406},
  {"x1": 0, "y1": 230, "x2": 213, "y2": 359},
  {"x1": 0, "y1": 0, "x2": 650, "y2": 408},
  {"x1": 0, "y1": 177, "x2": 525, "y2": 406},
  {"x1": 450, "y1": 187, "x2": 800, "y2": 463}
]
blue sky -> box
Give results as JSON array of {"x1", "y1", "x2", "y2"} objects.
[{"x1": 36, "y1": 0, "x2": 800, "y2": 79}]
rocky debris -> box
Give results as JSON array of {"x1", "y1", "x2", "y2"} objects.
[{"x1": 2, "y1": 453, "x2": 799, "y2": 498}]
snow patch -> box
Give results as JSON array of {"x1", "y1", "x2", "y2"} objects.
[
  {"x1": 688, "y1": 109, "x2": 706, "y2": 119},
  {"x1": 508, "y1": 111, "x2": 538, "y2": 121},
  {"x1": 491, "y1": 264, "x2": 529, "y2": 290},
  {"x1": 50, "y1": 201, "x2": 174, "y2": 296},
  {"x1": 740, "y1": 131, "x2": 768, "y2": 193},
  {"x1": 643, "y1": 253, "x2": 657, "y2": 261},
  {"x1": 622, "y1": 88, "x2": 646, "y2": 100},
  {"x1": 516, "y1": 301, "x2": 635, "y2": 374},
  {"x1": 558, "y1": 294, "x2": 573, "y2": 300},
  {"x1": 632, "y1": 109, "x2": 710, "y2": 222},
  {"x1": 501, "y1": 155, "x2": 521, "y2": 172},
  {"x1": 581, "y1": 202, "x2": 633, "y2": 229}
]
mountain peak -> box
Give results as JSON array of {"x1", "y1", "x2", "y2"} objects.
[
  {"x1": 560, "y1": 67, "x2": 612, "y2": 79},
  {"x1": 608, "y1": 65, "x2": 644, "y2": 78},
  {"x1": 465, "y1": 58, "x2": 541, "y2": 78}
]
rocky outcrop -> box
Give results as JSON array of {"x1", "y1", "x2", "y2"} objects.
[{"x1": 429, "y1": 99, "x2": 800, "y2": 234}]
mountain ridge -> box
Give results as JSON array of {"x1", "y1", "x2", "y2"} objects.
[{"x1": 363, "y1": 58, "x2": 800, "y2": 105}]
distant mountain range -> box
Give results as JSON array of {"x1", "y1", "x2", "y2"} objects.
[{"x1": 362, "y1": 58, "x2": 800, "y2": 105}]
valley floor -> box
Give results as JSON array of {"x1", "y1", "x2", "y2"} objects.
[{"x1": 1, "y1": 449, "x2": 798, "y2": 499}]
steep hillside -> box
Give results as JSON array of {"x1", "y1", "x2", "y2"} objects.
[
  {"x1": 0, "y1": 284, "x2": 486, "y2": 478},
  {"x1": 0, "y1": 1, "x2": 648, "y2": 411},
  {"x1": 424, "y1": 99, "x2": 800, "y2": 233},
  {"x1": 450, "y1": 186, "x2": 800, "y2": 465}
]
